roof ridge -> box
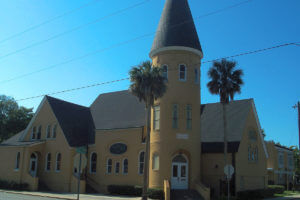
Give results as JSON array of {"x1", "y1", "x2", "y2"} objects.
[{"x1": 46, "y1": 95, "x2": 89, "y2": 109}]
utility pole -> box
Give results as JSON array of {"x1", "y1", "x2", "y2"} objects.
[{"x1": 293, "y1": 101, "x2": 300, "y2": 148}]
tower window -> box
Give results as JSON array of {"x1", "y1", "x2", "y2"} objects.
[
  {"x1": 194, "y1": 68, "x2": 199, "y2": 83},
  {"x1": 153, "y1": 105, "x2": 160, "y2": 131},
  {"x1": 172, "y1": 104, "x2": 178, "y2": 128},
  {"x1": 186, "y1": 105, "x2": 192, "y2": 130},
  {"x1": 179, "y1": 64, "x2": 186, "y2": 81},
  {"x1": 162, "y1": 65, "x2": 168, "y2": 81}
]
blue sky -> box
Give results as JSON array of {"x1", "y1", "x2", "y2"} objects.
[{"x1": 0, "y1": 0, "x2": 299, "y2": 147}]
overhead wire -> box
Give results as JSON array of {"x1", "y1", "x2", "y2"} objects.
[
  {"x1": 15, "y1": 41, "x2": 298, "y2": 102},
  {"x1": 0, "y1": 0, "x2": 253, "y2": 85},
  {"x1": 0, "y1": 0, "x2": 103, "y2": 45}
]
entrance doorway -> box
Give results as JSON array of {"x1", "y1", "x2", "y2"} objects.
[
  {"x1": 29, "y1": 153, "x2": 38, "y2": 177},
  {"x1": 171, "y1": 154, "x2": 188, "y2": 189}
]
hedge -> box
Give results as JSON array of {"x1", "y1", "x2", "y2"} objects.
[
  {"x1": 0, "y1": 180, "x2": 29, "y2": 191},
  {"x1": 237, "y1": 185, "x2": 284, "y2": 200},
  {"x1": 107, "y1": 185, "x2": 164, "y2": 199}
]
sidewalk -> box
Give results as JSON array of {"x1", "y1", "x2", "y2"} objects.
[
  {"x1": 0, "y1": 189, "x2": 142, "y2": 200},
  {"x1": 264, "y1": 194, "x2": 300, "y2": 200}
]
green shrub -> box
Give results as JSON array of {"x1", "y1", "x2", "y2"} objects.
[
  {"x1": 147, "y1": 188, "x2": 164, "y2": 200},
  {"x1": 237, "y1": 188, "x2": 276, "y2": 200},
  {"x1": 268, "y1": 185, "x2": 285, "y2": 194},
  {"x1": 0, "y1": 180, "x2": 28, "y2": 191},
  {"x1": 107, "y1": 185, "x2": 164, "y2": 199}
]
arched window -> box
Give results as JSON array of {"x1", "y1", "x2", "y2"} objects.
[
  {"x1": 55, "y1": 153, "x2": 61, "y2": 172},
  {"x1": 45, "y1": 153, "x2": 51, "y2": 171},
  {"x1": 46, "y1": 125, "x2": 51, "y2": 139},
  {"x1": 52, "y1": 124, "x2": 57, "y2": 138},
  {"x1": 115, "y1": 162, "x2": 120, "y2": 174},
  {"x1": 179, "y1": 64, "x2": 186, "y2": 81},
  {"x1": 162, "y1": 65, "x2": 168, "y2": 81},
  {"x1": 123, "y1": 159, "x2": 128, "y2": 174},
  {"x1": 139, "y1": 151, "x2": 145, "y2": 175},
  {"x1": 31, "y1": 127, "x2": 36, "y2": 140},
  {"x1": 107, "y1": 159, "x2": 112, "y2": 174},
  {"x1": 152, "y1": 154, "x2": 159, "y2": 171},
  {"x1": 15, "y1": 152, "x2": 20, "y2": 170},
  {"x1": 37, "y1": 125, "x2": 42, "y2": 140},
  {"x1": 90, "y1": 152, "x2": 97, "y2": 173}
]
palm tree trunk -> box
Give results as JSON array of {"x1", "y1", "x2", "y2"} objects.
[
  {"x1": 142, "y1": 103, "x2": 151, "y2": 200},
  {"x1": 222, "y1": 103, "x2": 230, "y2": 199}
]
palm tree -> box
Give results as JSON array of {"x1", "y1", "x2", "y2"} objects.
[
  {"x1": 207, "y1": 58, "x2": 243, "y2": 198},
  {"x1": 129, "y1": 61, "x2": 167, "y2": 200}
]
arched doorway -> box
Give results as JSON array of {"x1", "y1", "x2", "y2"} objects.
[
  {"x1": 171, "y1": 154, "x2": 188, "y2": 189},
  {"x1": 29, "y1": 153, "x2": 38, "y2": 177}
]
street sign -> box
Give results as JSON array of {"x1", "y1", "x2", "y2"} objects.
[
  {"x1": 76, "y1": 146, "x2": 87, "y2": 154},
  {"x1": 224, "y1": 164, "x2": 234, "y2": 179}
]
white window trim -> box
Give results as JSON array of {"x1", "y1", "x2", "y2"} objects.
[
  {"x1": 162, "y1": 64, "x2": 168, "y2": 81},
  {"x1": 138, "y1": 151, "x2": 145, "y2": 175},
  {"x1": 45, "y1": 153, "x2": 51, "y2": 172},
  {"x1": 55, "y1": 153, "x2": 61, "y2": 172},
  {"x1": 178, "y1": 64, "x2": 187, "y2": 81},
  {"x1": 14, "y1": 152, "x2": 20, "y2": 171},
  {"x1": 122, "y1": 158, "x2": 128, "y2": 175},
  {"x1": 115, "y1": 162, "x2": 120, "y2": 174},
  {"x1": 106, "y1": 158, "x2": 112, "y2": 174},
  {"x1": 89, "y1": 152, "x2": 97, "y2": 174}
]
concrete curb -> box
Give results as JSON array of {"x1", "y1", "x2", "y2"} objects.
[{"x1": 0, "y1": 189, "x2": 75, "y2": 200}]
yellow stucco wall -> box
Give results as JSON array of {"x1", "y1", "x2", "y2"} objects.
[
  {"x1": 150, "y1": 50, "x2": 202, "y2": 190},
  {"x1": 87, "y1": 127, "x2": 145, "y2": 193}
]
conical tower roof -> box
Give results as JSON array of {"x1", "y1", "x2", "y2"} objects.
[{"x1": 150, "y1": 0, "x2": 202, "y2": 58}]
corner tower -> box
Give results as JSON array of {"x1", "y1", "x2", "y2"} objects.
[{"x1": 149, "y1": 0, "x2": 203, "y2": 190}]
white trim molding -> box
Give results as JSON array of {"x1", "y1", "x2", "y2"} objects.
[{"x1": 149, "y1": 46, "x2": 203, "y2": 59}]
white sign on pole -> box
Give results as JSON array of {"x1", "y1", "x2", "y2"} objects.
[{"x1": 224, "y1": 164, "x2": 234, "y2": 179}]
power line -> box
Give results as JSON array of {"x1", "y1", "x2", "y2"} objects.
[
  {"x1": 16, "y1": 78, "x2": 130, "y2": 102},
  {"x1": 0, "y1": 0, "x2": 151, "y2": 60},
  {"x1": 15, "y1": 41, "x2": 298, "y2": 102},
  {"x1": 0, "y1": 0, "x2": 103, "y2": 45},
  {"x1": 0, "y1": 0, "x2": 253, "y2": 85}
]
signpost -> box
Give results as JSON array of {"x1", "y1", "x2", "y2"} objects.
[
  {"x1": 224, "y1": 164, "x2": 234, "y2": 199},
  {"x1": 75, "y1": 146, "x2": 87, "y2": 200}
]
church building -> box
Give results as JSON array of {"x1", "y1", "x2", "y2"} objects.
[{"x1": 0, "y1": 0, "x2": 268, "y2": 199}]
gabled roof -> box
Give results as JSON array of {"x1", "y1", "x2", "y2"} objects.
[
  {"x1": 201, "y1": 99, "x2": 252, "y2": 143},
  {"x1": 90, "y1": 90, "x2": 145, "y2": 130},
  {"x1": 1, "y1": 130, "x2": 44, "y2": 146},
  {"x1": 46, "y1": 96, "x2": 95, "y2": 147},
  {"x1": 150, "y1": 0, "x2": 202, "y2": 57}
]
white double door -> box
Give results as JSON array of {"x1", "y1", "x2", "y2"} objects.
[{"x1": 171, "y1": 162, "x2": 188, "y2": 189}]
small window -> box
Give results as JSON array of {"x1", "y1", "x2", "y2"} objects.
[
  {"x1": 46, "y1": 125, "x2": 51, "y2": 139},
  {"x1": 115, "y1": 162, "x2": 120, "y2": 174},
  {"x1": 194, "y1": 68, "x2": 199, "y2": 83},
  {"x1": 172, "y1": 104, "x2": 178, "y2": 128},
  {"x1": 15, "y1": 152, "x2": 20, "y2": 170},
  {"x1": 55, "y1": 153, "x2": 61, "y2": 172},
  {"x1": 162, "y1": 65, "x2": 168, "y2": 81},
  {"x1": 90, "y1": 153, "x2": 97, "y2": 173},
  {"x1": 37, "y1": 125, "x2": 42, "y2": 140},
  {"x1": 123, "y1": 159, "x2": 128, "y2": 174},
  {"x1": 107, "y1": 159, "x2": 112, "y2": 174},
  {"x1": 52, "y1": 124, "x2": 57, "y2": 138},
  {"x1": 153, "y1": 106, "x2": 160, "y2": 131},
  {"x1": 152, "y1": 154, "x2": 159, "y2": 171},
  {"x1": 179, "y1": 64, "x2": 186, "y2": 81},
  {"x1": 45, "y1": 153, "x2": 51, "y2": 171},
  {"x1": 139, "y1": 151, "x2": 145, "y2": 175},
  {"x1": 186, "y1": 105, "x2": 192, "y2": 130},
  {"x1": 31, "y1": 127, "x2": 36, "y2": 140}
]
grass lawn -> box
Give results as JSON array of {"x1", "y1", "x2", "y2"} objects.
[{"x1": 274, "y1": 190, "x2": 300, "y2": 197}]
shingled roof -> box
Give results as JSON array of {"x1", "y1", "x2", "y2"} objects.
[
  {"x1": 0, "y1": 130, "x2": 44, "y2": 146},
  {"x1": 90, "y1": 90, "x2": 145, "y2": 130},
  {"x1": 46, "y1": 96, "x2": 95, "y2": 147},
  {"x1": 150, "y1": 0, "x2": 202, "y2": 57}
]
